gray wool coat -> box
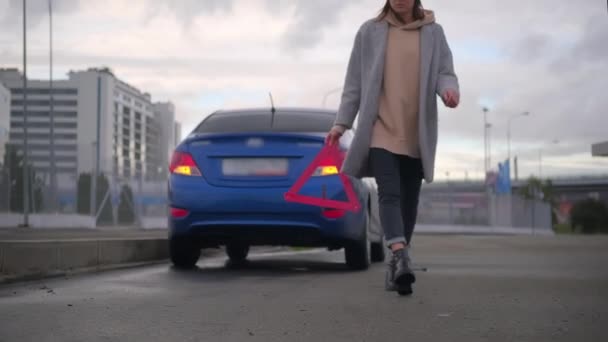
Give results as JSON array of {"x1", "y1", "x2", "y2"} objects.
[{"x1": 334, "y1": 18, "x2": 459, "y2": 183}]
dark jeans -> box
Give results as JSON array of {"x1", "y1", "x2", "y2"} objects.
[{"x1": 369, "y1": 148, "x2": 424, "y2": 247}]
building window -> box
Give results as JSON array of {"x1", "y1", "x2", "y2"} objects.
[
  {"x1": 11, "y1": 111, "x2": 77, "y2": 118},
  {"x1": 9, "y1": 132, "x2": 76, "y2": 140},
  {"x1": 53, "y1": 122, "x2": 77, "y2": 129},
  {"x1": 122, "y1": 106, "x2": 130, "y2": 115},
  {"x1": 11, "y1": 88, "x2": 77, "y2": 95},
  {"x1": 135, "y1": 123, "x2": 142, "y2": 131},
  {"x1": 11, "y1": 99, "x2": 77, "y2": 107},
  {"x1": 135, "y1": 112, "x2": 142, "y2": 121}
]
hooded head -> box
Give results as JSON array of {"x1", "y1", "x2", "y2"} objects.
[{"x1": 377, "y1": 0, "x2": 425, "y2": 23}]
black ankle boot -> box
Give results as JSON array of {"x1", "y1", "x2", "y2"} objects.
[
  {"x1": 392, "y1": 248, "x2": 415, "y2": 295},
  {"x1": 385, "y1": 256, "x2": 397, "y2": 292}
]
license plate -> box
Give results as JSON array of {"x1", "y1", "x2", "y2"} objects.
[{"x1": 222, "y1": 158, "x2": 288, "y2": 176}]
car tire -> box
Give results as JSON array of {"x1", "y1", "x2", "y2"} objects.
[
  {"x1": 170, "y1": 236, "x2": 201, "y2": 269},
  {"x1": 345, "y1": 210, "x2": 371, "y2": 270},
  {"x1": 226, "y1": 242, "x2": 250, "y2": 262},
  {"x1": 370, "y1": 241, "x2": 386, "y2": 263}
]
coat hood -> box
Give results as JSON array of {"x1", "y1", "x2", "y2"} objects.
[{"x1": 385, "y1": 9, "x2": 435, "y2": 30}]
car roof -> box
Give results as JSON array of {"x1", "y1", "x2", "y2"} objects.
[{"x1": 210, "y1": 107, "x2": 337, "y2": 117}]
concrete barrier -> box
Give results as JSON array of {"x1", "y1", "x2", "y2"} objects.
[
  {"x1": 0, "y1": 214, "x2": 166, "y2": 230},
  {"x1": 140, "y1": 217, "x2": 168, "y2": 230},
  {"x1": 415, "y1": 224, "x2": 555, "y2": 236},
  {"x1": 0, "y1": 238, "x2": 169, "y2": 283},
  {"x1": 0, "y1": 214, "x2": 96, "y2": 229}
]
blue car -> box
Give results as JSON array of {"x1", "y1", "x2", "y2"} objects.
[{"x1": 168, "y1": 107, "x2": 384, "y2": 270}]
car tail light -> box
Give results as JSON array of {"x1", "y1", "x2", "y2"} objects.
[
  {"x1": 169, "y1": 151, "x2": 202, "y2": 176},
  {"x1": 322, "y1": 209, "x2": 346, "y2": 219},
  {"x1": 312, "y1": 166, "x2": 339, "y2": 176},
  {"x1": 170, "y1": 207, "x2": 189, "y2": 218},
  {"x1": 312, "y1": 148, "x2": 345, "y2": 177}
]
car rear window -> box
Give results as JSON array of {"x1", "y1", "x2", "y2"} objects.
[{"x1": 194, "y1": 110, "x2": 336, "y2": 133}]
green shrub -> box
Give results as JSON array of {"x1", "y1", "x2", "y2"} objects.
[{"x1": 570, "y1": 199, "x2": 608, "y2": 234}]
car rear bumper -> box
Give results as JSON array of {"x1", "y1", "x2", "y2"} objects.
[
  {"x1": 169, "y1": 210, "x2": 365, "y2": 246},
  {"x1": 168, "y1": 175, "x2": 367, "y2": 246}
]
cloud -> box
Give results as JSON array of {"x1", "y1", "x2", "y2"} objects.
[
  {"x1": 556, "y1": 14, "x2": 608, "y2": 68},
  {"x1": 279, "y1": 0, "x2": 363, "y2": 52},
  {"x1": 143, "y1": 0, "x2": 233, "y2": 28},
  {"x1": 0, "y1": 0, "x2": 80, "y2": 28}
]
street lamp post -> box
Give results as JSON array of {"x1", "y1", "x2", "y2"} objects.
[
  {"x1": 22, "y1": 0, "x2": 30, "y2": 227},
  {"x1": 487, "y1": 123, "x2": 493, "y2": 171},
  {"x1": 1, "y1": 129, "x2": 9, "y2": 212},
  {"x1": 482, "y1": 107, "x2": 489, "y2": 177},
  {"x1": 48, "y1": 0, "x2": 56, "y2": 212},
  {"x1": 90, "y1": 141, "x2": 97, "y2": 217},
  {"x1": 7, "y1": 145, "x2": 10, "y2": 213}
]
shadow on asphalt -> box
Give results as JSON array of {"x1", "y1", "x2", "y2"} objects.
[{"x1": 167, "y1": 257, "x2": 356, "y2": 282}]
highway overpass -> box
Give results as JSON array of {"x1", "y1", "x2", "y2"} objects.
[{"x1": 592, "y1": 141, "x2": 608, "y2": 157}]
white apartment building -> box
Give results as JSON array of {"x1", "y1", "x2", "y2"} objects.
[
  {"x1": 0, "y1": 68, "x2": 180, "y2": 189},
  {"x1": 0, "y1": 82, "x2": 9, "y2": 164}
]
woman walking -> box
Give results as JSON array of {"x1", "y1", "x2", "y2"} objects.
[{"x1": 326, "y1": 0, "x2": 460, "y2": 295}]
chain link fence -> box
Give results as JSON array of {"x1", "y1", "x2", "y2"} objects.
[
  {"x1": 0, "y1": 149, "x2": 567, "y2": 231},
  {"x1": 417, "y1": 182, "x2": 553, "y2": 230},
  {"x1": 0, "y1": 149, "x2": 168, "y2": 228}
]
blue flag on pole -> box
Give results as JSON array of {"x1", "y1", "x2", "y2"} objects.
[{"x1": 495, "y1": 159, "x2": 512, "y2": 195}]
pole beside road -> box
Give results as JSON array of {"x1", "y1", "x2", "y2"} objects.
[
  {"x1": 22, "y1": 0, "x2": 29, "y2": 227},
  {"x1": 48, "y1": 0, "x2": 56, "y2": 212}
]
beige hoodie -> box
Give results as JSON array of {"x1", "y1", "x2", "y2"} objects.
[{"x1": 370, "y1": 10, "x2": 436, "y2": 158}]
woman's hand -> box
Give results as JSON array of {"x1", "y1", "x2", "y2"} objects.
[
  {"x1": 441, "y1": 89, "x2": 460, "y2": 108},
  {"x1": 326, "y1": 126, "x2": 344, "y2": 146}
]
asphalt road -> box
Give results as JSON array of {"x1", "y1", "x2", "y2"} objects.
[{"x1": 1, "y1": 235, "x2": 607, "y2": 342}]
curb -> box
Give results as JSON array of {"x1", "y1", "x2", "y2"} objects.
[{"x1": 0, "y1": 238, "x2": 175, "y2": 284}]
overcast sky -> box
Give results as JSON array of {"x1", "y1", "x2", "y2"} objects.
[{"x1": 1, "y1": 0, "x2": 607, "y2": 180}]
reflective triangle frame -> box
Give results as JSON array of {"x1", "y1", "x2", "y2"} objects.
[{"x1": 284, "y1": 144, "x2": 361, "y2": 212}]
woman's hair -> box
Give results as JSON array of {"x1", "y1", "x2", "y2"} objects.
[{"x1": 377, "y1": 0, "x2": 425, "y2": 22}]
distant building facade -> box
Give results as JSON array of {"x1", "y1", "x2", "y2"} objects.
[{"x1": 0, "y1": 68, "x2": 180, "y2": 188}]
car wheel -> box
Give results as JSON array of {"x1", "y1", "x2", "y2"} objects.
[
  {"x1": 170, "y1": 236, "x2": 201, "y2": 269},
  {"x1": 345, "y1": 209, "x2": 371, "y2": 270},
  {"x1": 370, "y1": 241, "x2": 386, "y2": 263},
  {"x1": 226, "y1": 242, "x2": 250, "y2": 262}
]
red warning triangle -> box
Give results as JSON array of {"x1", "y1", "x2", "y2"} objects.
[{"x1": 284, "y1": 144, "x2": 361, "y2": 212}]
